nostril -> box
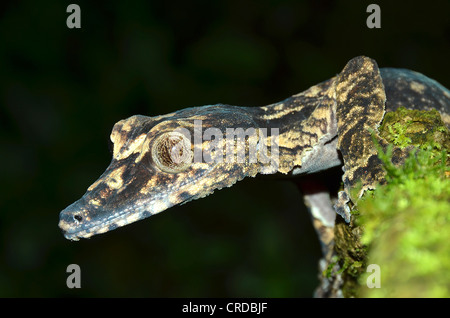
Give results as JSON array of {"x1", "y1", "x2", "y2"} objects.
[{"x1": 73, "y1": 214, "x2": 83, "y2": 223}]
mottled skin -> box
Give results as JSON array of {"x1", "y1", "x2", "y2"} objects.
[{"x1": 59, "y1": 56, "x2": 450, "y2": 241}]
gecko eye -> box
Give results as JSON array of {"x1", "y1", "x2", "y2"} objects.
[{"x1": 151, "y1": 132, "x2": 193, "y2": 173}]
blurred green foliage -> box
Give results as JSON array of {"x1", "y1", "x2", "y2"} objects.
[{"x1": 0, "y1": 0, "x2": 449, "y2": 297}]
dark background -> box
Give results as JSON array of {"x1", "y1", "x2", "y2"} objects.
[{"x1": 0, "y1": 0, "x2": 448, "y2": 297}]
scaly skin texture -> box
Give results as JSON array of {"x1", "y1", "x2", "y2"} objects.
[{"x1": 59, "y1": 56, "x2": 450, "y2": 242}]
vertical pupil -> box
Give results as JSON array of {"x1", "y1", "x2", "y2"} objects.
[
  {"x1": 168, "y1": 138, "x2": 184, "y2": 164},
  {"x1": 160, "y1": 136, "x2": 186, "y2": 166},
  {"x1": 152, "y1": 132, "x2": 192, "y2": 173}
]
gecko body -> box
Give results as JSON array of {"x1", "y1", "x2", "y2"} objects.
[{"x1": 59, "y1": 56, "x2": 450, "y2": 241}]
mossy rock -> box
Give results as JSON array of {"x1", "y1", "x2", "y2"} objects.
[
  {"x1": 335, "y1": 107, "x2": 450, "y2": 297},
  {"x1": 379, "y1": 107, "x2": 450, "y2": 155}
]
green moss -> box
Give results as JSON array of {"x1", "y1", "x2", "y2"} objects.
[
  {"x1": 332, "y1": 107, "x2": 450, "y2": 297},
  {"x1": 378, "y1": 106, "x2": 450, "y2": 153},
  {"x1": 334, "y1": 212, "x2": 367, "y2": 297},
  {"x1": 355, "y1": 108, "x2": 450, "y2": 297},
  {"x1": 323, "y1": 255, "x2": 340, "y2": 278}
]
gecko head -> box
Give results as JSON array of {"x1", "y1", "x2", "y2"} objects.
[{"x1": 59, "y1": 105, "x2": 263, "y2": 240}]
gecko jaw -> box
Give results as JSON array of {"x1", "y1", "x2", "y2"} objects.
[{"x1": 58, "y1": 196, "x2": 172, "y2": 241}]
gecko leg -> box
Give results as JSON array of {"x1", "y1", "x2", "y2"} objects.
[{"x1": 334, "y1": 56, "x2": 386, "y2": 222}]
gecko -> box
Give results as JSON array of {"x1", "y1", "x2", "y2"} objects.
[{"x1": 59, "y1": 56, "x2": 450, "y2": 242}]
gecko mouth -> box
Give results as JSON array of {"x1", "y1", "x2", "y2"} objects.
[
  {"x1": 59, "y1": 163, "x2": 217, "y2": 240},
  {"x1": 59, "y1": 200, "x2": 150, "y2": 240},
  {"x1": 58, "y1": 195, "x2": 174, "y2": 241}
]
